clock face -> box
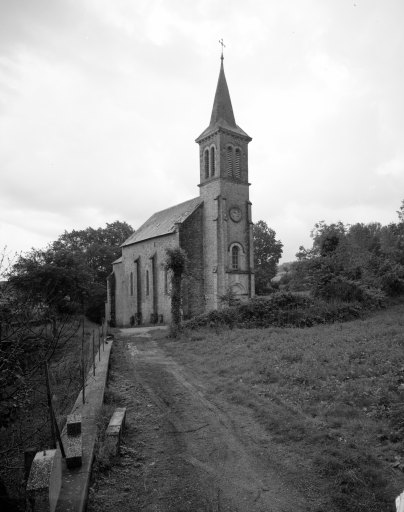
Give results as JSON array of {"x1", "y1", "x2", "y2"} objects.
[{"x1": 229, "y1": 207, "x2": 242, "y2": 222}]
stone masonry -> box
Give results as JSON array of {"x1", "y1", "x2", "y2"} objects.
[{"x1": 106, "y1": 56, "x2": 254, "y2": 326}]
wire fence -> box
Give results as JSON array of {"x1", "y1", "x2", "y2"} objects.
[{"x1": 0, "y1": 315, "x2": 109, "y2": 507}]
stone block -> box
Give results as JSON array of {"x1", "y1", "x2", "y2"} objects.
[
  {"x1": 65, "y1": 434, "x2": 82, "y2": 469},
  {"x1": 26, "y1": 449, "x2": 61, "y2": 512},
  {"x1": 396, "y1": 491, "x2": 404, "y2": 512},
  {"x1": 105, "y1": 408, "x2": 126, "y2": 455},
  {"x1": 107, "y1": 407, "x2": 126, "y2": 430},
  {"x1": 66, "y1": 413, "x2": 81, "y2": 436}
]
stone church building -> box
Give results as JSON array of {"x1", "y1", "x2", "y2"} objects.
[{"x1": 106, "y1": 57, "x2": 255, "y2": 326}]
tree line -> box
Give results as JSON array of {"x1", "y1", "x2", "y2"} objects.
[
  {"x1": 281, "y1": 200, "x2": 404, "y2": 304},
  {"x1": 5, "y1": 220, "x2": 283, "y2": 322},
  {"x1": 5, "y1": 198, "x2": 403, "y2": 318},
  {"x1": 7, "y1": 221, "x2": 133, "y2": 323}
]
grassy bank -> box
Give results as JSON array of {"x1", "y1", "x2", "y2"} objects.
[{"x1": 165, "y1": 302, "x2": 404, "y2": 511}]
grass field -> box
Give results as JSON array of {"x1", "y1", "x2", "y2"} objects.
[{"x1": 165, "y1": 302, "x2": 404, "y2": 511}]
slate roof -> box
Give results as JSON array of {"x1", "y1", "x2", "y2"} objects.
[
  {"x1": 121, "y1": 197, "x2": 203, "y2": 247},
  {"x1": 196, "y1": 59, "x2": 251, "y2": 142}
]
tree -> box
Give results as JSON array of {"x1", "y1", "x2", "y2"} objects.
[
  {"x1": 53, "y1": 221, "x2": 133, "y2": 283},
  {"x1": 253, "y1": 220, "x2": 283, "y2": 295},
  {"x1": 290, "y1": 202, "x2": 404, "y2": 300},
  {"x1": 1, "y1": 249, "x2": 82, "y2": 505},
  {"x1": 164, "y1": 247, "x2": 188, "y2": 336},
  {"x1": 10, "y1": 221, "x2": 133, "y2": 323},
  {"x1": 310, "y1": 221, "x2": 347, "y2": 257},
  {"x1": 9, "y1": 248, "x2": 92, "y2": 314},
  {"x1": 397, "y1": 199, "x2": 404, "y2": 223}
]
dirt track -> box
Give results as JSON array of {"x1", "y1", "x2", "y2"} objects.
[{"x1": 87, "y1": 328, "x2": 311, "y2": 511}]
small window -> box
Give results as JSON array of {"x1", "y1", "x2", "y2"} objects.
[
  {"x1": 130, "y1": 272, "x2": 133, "y2": 296},
  {"x1": 204, "y1": 149, "x2": 209, "y2": 179},
  {"x1": 210, "y1": 146, "x2": 215, "y2": 176},
  {"x1": 227, "y1": 146, "x2": 233, "y2": 176},
  {"x1": 235, "y1": 149, "x2": 241, "y2": 179},
  {"x1": 231, "y1": 246, "x2": 239, "y2": 270},
  {"x1": 146, "y1": 270, "x2": 149, "y2": 296}
]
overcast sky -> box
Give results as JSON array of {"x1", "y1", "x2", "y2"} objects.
[{"x1": 1, "y1": 0, "x2": 403, "y2": 263}]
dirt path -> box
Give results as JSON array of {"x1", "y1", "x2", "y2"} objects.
[{"x1": 87, "y1": 329, "x2": 311, "y2": 512}]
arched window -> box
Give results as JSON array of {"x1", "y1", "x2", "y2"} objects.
[
  {"x1": 210, "y1": 146, "x2": 215, "y2": 176},
  {"x1": 146, "y1": 270, "x2": 149, "y2": 296},
  {"x1": 204, "y1": 149, "x2": 209, "y2": 179},
  {"x1": 235, "y1": 149, "x2": 241, "y2": 179},
  {"x1": 130, "y1": 272, "x2": 133, "y2": 296},
  {"x1": 227, "y1": 146, "x2": 233, "y2": 176},
  {"x1": 231, "y1": 246, "x2": 239, "y2": 270}
]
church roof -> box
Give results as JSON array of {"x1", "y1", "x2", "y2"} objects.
[
  {"x1": 121, "y1": 197, "x2": 203, "y2": 247},
  {"x1": 196, "y1": 59, "x2": 251, "y2": 142}
]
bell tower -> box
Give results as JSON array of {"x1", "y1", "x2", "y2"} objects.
[{"x1": 196, "y1": 55, "x2": 255, "y2": 311}]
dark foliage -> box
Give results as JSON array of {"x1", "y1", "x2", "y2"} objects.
[
  {"x1": 164, "y1": 247, "x2": 188, "y2": 334},
  {"x1": 9, "y1": 248, "x2": 92, "y2": 314},
  {"x1": 185, "y1": 291, "x2": 372, "y2": 330},
  {"x1": 289, "y1": 202, "x2": 404, "y2": 304},
  {"x1": 253, "y1": 220, "x2": 283, "y2": 295},
  {"x1": 9, "y1": 221, "x2": 133, "y2": 322}
]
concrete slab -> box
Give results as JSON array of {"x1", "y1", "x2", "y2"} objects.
[
  {"x1": 105, "y1": 407, "x2": 126, "y2": 456},
  {"x1": 65, "y1": 435, "x2": 82, "y2": 469},
  {"x1": 107, "y1": 407, "x2": 126, "y2": 429},
  {"x1": 66, "y1": 414, "x2": 81, "y2": 436},
  {"x1": 26, "y1": 449, "x2": 61, "y2": 512},
  {"x1": 118, "y1": 326, "x2": 168, "y2": 336},
  {"x1": 397, "y1": 491, "x2": 404, "y2": 512}
]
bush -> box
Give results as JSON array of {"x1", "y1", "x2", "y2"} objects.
[
  {"x1": 374, "y1": 260, "x2": 404, "y2": 296},
  {"x1": 185, "y1": 291, "x2": 372, "y2": 330},
  {"x1": 313, "y1": 275, "x2": 385, "y2": 309}
]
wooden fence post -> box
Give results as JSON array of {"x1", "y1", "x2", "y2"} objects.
[
  {"x1": 82, "y1": 318, "x2": 85, "y2": 404},
  {"x1": 92, "y1": 330, "x2": 95, "y2": 376}
]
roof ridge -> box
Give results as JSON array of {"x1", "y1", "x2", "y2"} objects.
[{"x1": 121, "y1": 197, "x2": 203, "y2": 247}]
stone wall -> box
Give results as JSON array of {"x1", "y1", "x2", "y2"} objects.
[
  {"x1": 112, "y1": 261, "x2": 125, "y2": 326},
  {"x1": 115, "y1": 233, "x2": 179, "y2": 326},
  {"x1": 199, "y1": 180, "x2": 220, "y2": 311},
  {"x1": 179, "y1": 204, "x2": 205, "y2": 318},
  {"x1": 199, "y1": 176, "x2": 254, "y2": 310}
]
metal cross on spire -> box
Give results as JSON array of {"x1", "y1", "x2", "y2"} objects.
[{"x1": 219, "y1": 38, "x2": 226, "y2": 60}]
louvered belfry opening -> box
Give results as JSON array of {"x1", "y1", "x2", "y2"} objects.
[
  {"x1": 235, "y1": 148, "x2": 241, "y2": 179},
  {"x1": 227, "y1": 146, "x2": 233, "y2": 176},
  {"x1": 210, "y1": 146, "x2": 215, "y2": 176},
  {"x1": 204, "y1": 149, "x2": 209, "y2": 178}
]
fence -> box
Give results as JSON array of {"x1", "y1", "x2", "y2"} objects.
[{"x1": 0, "y1": 315, "x2": 109, "y2": 508}]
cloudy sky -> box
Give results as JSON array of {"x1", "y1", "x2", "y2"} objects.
[{"x1": 1, "y1": 0, "x2": 403, "y2": 262}]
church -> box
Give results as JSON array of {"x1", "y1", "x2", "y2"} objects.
[{"x1": 106, "y1": 55, "x2": 255, "y2": 326}]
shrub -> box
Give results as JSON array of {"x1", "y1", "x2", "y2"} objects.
[
  {"x1": 185, "y1": 291, "x2": 372, "y2": 330},
  {"x1": 313, "y1": 275, "x2": 385, "y2": 309},
  {"x1": 374, "y1": 261, "x2": 404, "y2": 296}
]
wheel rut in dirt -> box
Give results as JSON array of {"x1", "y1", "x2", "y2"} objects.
[{"x1": 122, "y1": 333, "x2": 309, "y2": 512}]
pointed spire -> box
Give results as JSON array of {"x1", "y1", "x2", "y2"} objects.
[
  {"x1": 209, "y1": 59, "x2": 236, "y2": 127},
  {"x1": 195, "y1": 54, "x2": 251, "y2": 142}
]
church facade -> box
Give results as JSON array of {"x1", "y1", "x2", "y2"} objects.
[{"x1": 106, "y1": 57, "x2": 255, "y2": 326}]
